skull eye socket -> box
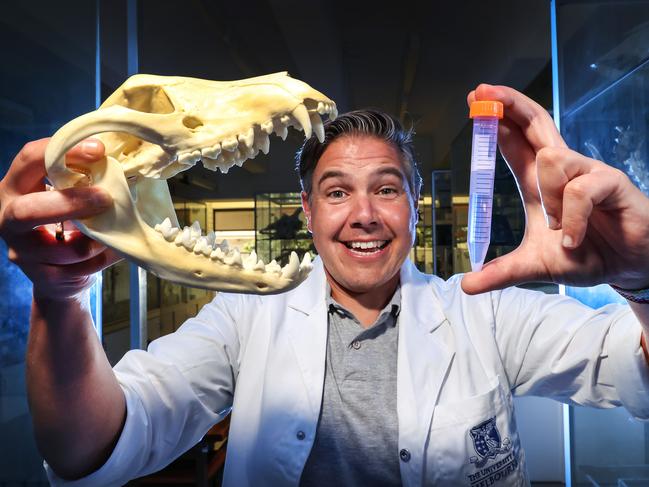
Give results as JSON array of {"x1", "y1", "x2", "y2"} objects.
[
  {"x1": 112, "y1": 85, "x2": 175, "y2": 114},
  {"x1": 182, "y1": 116, "x2": 203, "y2": 129}
]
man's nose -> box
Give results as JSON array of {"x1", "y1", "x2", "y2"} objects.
[{"x1": 350, "y1": 194, "x2": 378, "y2": 227}]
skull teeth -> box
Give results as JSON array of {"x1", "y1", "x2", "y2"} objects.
[
  {"x1": 178, "y1": 102, "x2": 337, "y2": 175},
  {"x1": 153, "y1": 218, "x2": 312, "y2": 277},
  {"x1": 178, "y1": 150, "x2": 201, "y2": 166},
  {"x1": 222, "y1": 138, "x2": 238, "y2": 152},
  {"x1": 202, "y1": 144, "x2": 221, "y2": 159}
]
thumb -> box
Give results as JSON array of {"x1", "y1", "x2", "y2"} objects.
[{"x1": 460, "y1": 249, "x2": 534, "y2": 295}]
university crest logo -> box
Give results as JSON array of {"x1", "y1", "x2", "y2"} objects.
[{"x1": 469, "y1": 416, "x2": 511, "y2": 468}]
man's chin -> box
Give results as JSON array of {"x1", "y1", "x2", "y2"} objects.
[{"x1": 326, "y1": 270, "x2": 401, "y2": 297}]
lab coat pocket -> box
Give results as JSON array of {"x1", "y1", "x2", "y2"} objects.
[{"x1": 428, "y1": 376, "x2": 527, "y2": 486}]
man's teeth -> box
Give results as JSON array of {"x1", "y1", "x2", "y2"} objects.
[
  {"x1": 153, "y1": 217, "x2": 313, "y2": 278},
  {"x1": 347, "y1": 241, "x2": 387, "y2": 250}
]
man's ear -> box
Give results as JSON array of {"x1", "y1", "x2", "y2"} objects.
[{"x1": 301, "y1": 191, "x2": 312, "y2": 233}]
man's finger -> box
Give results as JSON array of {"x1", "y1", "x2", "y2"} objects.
[
  {"x1": 536, "y1": 147, "x2": 603, "y2": 232},
  {"x1": 43, "y1": 247, "x2": 123, "y2": 279},
  {"x1": 560, "y1": 171, "x2": 623, "y2": 249},
  {"x1": 469, "y1": 84, "x2": 566, "y2": 152},
  {"x1": 460, "y1": 247, "x2": 538, "y2": 295},
  {"x1": 1, "y1": 187, "x2": 112, "y2": 233},
  {"x1": 7, "y1": 226, "x2": 108, "y2": 266},
  {"x1": 4, "y1": 138, "x2": 105, "y2": 195}
]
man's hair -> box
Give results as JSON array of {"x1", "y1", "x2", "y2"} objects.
[{"x1": 295, "y1": 109, "x2": 423, "y2": 202}]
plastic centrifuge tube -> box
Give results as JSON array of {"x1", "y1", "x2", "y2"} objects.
[{"x1": 468, "y1": 100, "x2": 504, "y2": 272}]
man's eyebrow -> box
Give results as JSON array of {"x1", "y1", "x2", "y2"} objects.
[
  {"x1": 317, "y1": 167, "x2": 405, "y2": 187},
  {"x1": 316, "y1": 170, "x2": 347, "y2": 187},
  {"x1": 374, "y1": 166, "x2": 406, "y2": 181}
]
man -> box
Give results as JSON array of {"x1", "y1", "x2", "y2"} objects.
[{"x1": 1, "y1": 84, "x2": 649, "y2": 486}]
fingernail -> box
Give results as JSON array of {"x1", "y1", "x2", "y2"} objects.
[
  {"x1": 80, "y1": 138, "x2": 102, "y2": 156},
  {"x1": 547, "y1": 215, "x2": 561, "y2": 230},
  {"x1": 562, "y1": 234, "x2": 574, "y2": 248},
  {"x1": 90, "y1": 190, "x2": 112, "y2": 207}
]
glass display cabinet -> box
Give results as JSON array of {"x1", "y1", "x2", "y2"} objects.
[
  {"x1": 552, "y1": 0, "x2": 649, "y2": 485},
  {"x1": 431, "y1": 170, "x2": 453, "y2": 278},
  {"x1": 255, "y1": 193, "x2": 313, "y2": 267}
]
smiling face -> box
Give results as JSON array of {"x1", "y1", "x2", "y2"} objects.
[{"x1": 301, "y1": 135, "x2": 418, "y2": 299}]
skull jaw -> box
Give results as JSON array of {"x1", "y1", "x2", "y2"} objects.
[
  {"x1": 42, "y1": 72, "x2": 336, "y2": 294},
  {"x1": 74, "y1": 156, "x2": 309, "y2": 294}
]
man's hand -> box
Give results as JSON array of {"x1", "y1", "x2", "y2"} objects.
[
  {"x1": 0, "y1": 138, "x2": 127, "y2": 478},
  {"x1": 0, "y1": 138, "x2": 121, "y2": 299},
  {"x1": 461, "y1": 84, "x2": 649, "y2": 295}
]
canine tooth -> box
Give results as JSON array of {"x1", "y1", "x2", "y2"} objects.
[
  {"x1": 265, "y1": 259, "x2": 282, "y2": 275},
  {"x1": 222, "y1": 137, "x2": 238, "y2": 151},
  {"x1": 292, "y1": 104, "x2": 312, "y2": 139},
  {"x1": 281, "y1": 251, "x2": 300, "y2": 279},
  {"x1": 202, "y1": 144, "x2": 221, "y2": 159},
  {"x1": 309, "y1": 112, "x2": 325, "y2": 142},
  {"x1": 261, "y1": 120, "x2": 274, "y2": 134},
  {"x1": 210, "y1": 247, "x2": 225, "y2": 262},
  {"x1": 239, "y1": 128, "x2": 255, "y2": 148},
  {"x1": 224, "y1": 249, "x2": 242, "y2": 267},
  {"x1": 257, "y1": 133, "x2": 270, "y2": 154}
]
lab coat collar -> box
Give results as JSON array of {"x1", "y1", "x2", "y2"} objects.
[
  {"x1": 285, "y1": 257, "x2": 329, "y2": 419},
  {"x1": 285, "y1": 255, "x2": 454, "y2": 481},
  {"x1": 398, "y1": 258, "x2": 454, "y2": 486},
  {"x1": 399, "y1": 257, "x2": 448, "y2": 332},
  {"x1": 287, "y1": 256, "x2": 327, "y2": 316},
  {"x1": 287, "y1": 256, "x2": 448, "y2": 328}
]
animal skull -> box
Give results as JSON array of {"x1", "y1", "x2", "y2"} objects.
[{"x1": 44, "y1": 72, "x2": 336, "y2": 294}]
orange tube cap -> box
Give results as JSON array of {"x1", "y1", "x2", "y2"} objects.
[{"x1": 469, "y1": 100, "x2": 504, "y2": 119}]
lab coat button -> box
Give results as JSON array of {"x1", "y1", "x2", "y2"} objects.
[
  {"x1": 399, "y1": 449, "x2": 411, "y2": 462},
  {"x1": 296, "y1": 430, "x2": 306, "y2": 440},
  {"x1": 351, "y1": 340, "x2": 361, "y2": 350}
]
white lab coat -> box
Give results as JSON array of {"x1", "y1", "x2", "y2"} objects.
[{"x1": 47, "y1": 257, "x2": 649, "y2": 487}]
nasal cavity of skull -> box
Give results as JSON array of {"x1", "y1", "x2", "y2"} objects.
[
  {"x1": 182, "y1": 115, "x2": 203, "y2": 130},
  {"x1": 118, "y1": 85, "x2": 175, "y2": 114}
]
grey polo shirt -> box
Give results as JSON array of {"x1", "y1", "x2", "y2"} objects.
[{"x1": 300, "y1": 285, "x2": 402, "y2": 486}]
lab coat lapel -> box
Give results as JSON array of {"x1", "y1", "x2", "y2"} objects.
[
  {"x1": 286, "y1": 257, "x2": 328, "y2": 419},
  {"x1": 397, "y1": 259, "x2": 454, "y2": 485}
]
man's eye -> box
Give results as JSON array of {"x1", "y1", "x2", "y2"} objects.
[
  {"x1": 379, "y1": 187, "x2": 397, "y2": 195},
  {"x1": 328, "y1": 190, "x2": 345, "y2": 199}
]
